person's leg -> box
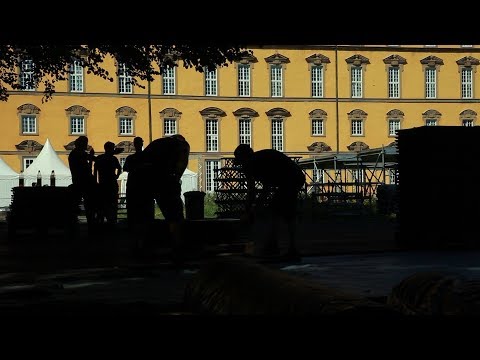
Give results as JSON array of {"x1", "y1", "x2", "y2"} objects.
[
  {"x1": 274, "y1": 186, "x2": 301, "y2": 257},
  {"x1": 157, "y1": 180, "x2": 185, "y2": 263}
]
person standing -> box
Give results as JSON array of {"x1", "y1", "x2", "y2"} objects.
[
  {"x1": 233, "y1": 144, "x2": 306, "y2": 259},
  {"x1": 140, "y1": 134, "x2": 190, "y2": 260},
  {"x1": 68, "y1": 135, "x2": 97, "y2": 228},
  {"x1": 123, "y1": 136, "x2": 155, "y2": 227},
  {"x1": 94, "y1": 141, "x2": 122, "y2": 225}
]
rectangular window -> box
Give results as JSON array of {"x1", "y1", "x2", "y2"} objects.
[
  {"x1": 205, "y1": 160, "x2": 220, "y2": 192},
  {"x1": 388, "y1": 67, "x2": 400, "y2": 98},
  {"x1": 20, "y1": 60, "x2": 35, "y2": 91},
  {"x1": 312, "y1": 119, "x2": 324, "y2": 136},
  {"x1": 23, "y1": 157, "x2": 36, "y2": 171},
  {"x1": 119, "y1": 117, "x2": 133, "y2": 135},
  {"x1": 350, "y1": 169, "x2": 364, "y2": 183},
  {"x1": 206, "y1": 119, "x2": 218, "y2": 152},
  {"x1": 162, "y1": 66, "x2": 176, "y2": 95},
  {"x1": 239, "y1": 118, "x2": 251, "y2": 145},
  {"x1": 205, "y1": 68, "x2": 217, "y2": 96},
  {"x1": 387, "y1": 168, "x2": 397, "y2": 185},
  {"x1": 461, "y1": 68, "x2": 473, "y2": 99},
  {"x1": 351, "y1": 66, "x2": 363, "y2": 98},
  {"x1": 70, "y1": 60, "x2": 84, "y2": 92},
  {"x1": 21, "y1": 115, "x2": 37, "y2": 134},
  {"x1": 118, "y1": 63, "x2": 132, "y2": 94},
  {"x1": 351, "y1": 119, "x2": 363, "y2": 136},
  {"x1": 313, "y1": 169, "x2": 325, "y2": 183},
  {"x1": 271, "y1": 119, "x2": 284, "y2": 151},
  {"x1": 425, "y1": 68, "x2": 437, "y2": 99},
  {"x1": 463, "y1": 119, "x2": 474, "y2": 127},
  {"x1": 270, "y1": 65, "x2": 283, "y2": 97},
  {"x1": 164, "y1": 118, "x2": 177, "y2": 136},
  {"x1": 70, "y1": 116, "x2": 85, "y2": 135},
  {"x1": 389, "y1": 119, "x2": 401, "y2": 136},
  {"x1": 238, "y1": 64, "x2": 251, "y2": 97},
  {"x1": 119, "y1": 157, "x2": 127, "y2": 170},
  {"x1": 311, "y1": 65, "x2": 324, "y2": 98},
  {"x1": 425, "y1": 119, "x2": 437, "y2": 126}
]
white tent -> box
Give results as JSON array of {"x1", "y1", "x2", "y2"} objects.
[
  {"x1": 23, "y1": 138, "x2": 73, "y2": 187},
  {"x1": 180, "y1": 168, "x2": 199, "y2": 199},
  {"x1": 0, "y1": 156, "x2": 19, "y2": 209}
]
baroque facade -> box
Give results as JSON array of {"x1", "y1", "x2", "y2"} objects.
[{"x1": 1, "y1": 45, "x2": 479, "y2": 191}]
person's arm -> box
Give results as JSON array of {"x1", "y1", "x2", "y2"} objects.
[
  {"x1": 115, "y1": 159, "x2": 122, "y2": 179},
  {"x1": 123, "y1": 157, "x2": 130, "y2": 173}
]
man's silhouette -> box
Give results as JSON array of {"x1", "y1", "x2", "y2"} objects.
[
  {"x1": 234, "y1": 144, "x2": 306, "y2": 258},
  {"x1": 68, "y1": 135, "x2": 97, "y2": 227},
  {"x1": 94, "y1": 141, "x2": 122, "y2": 225},
  {"x1": 140, "y1": 135, "x2": 190, "y2": 259},
  {"x1": 123, "y1": 136, "x2": 154, "y2": 227}
]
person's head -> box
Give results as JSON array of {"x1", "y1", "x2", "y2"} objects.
[
  {"x1": 104, "y1": 141, "x2": 115, "y2": 154},
  {"x1": 74, "y1": 136, "x2": 88, "y2": 151},
  {"x1": 234, "y1": 144, "x2": 254, "y2": 166},
  {"x1": 133, "y1": 137, "x2": 144, "y2": 151}
]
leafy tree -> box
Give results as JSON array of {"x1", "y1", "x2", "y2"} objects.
[{"x1": 0, "y1": 44, "x2": 252, "y2": 102}]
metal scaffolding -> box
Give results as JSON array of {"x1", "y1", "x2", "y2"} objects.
[{"x1": 297, "y1": 145, "x2": 398, "y2": 205}]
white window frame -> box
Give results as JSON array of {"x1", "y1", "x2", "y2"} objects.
[
  {"x1": 389, "y1": 119, "x2": 401, "y2": 136},
  {"x1": 351, "y1": 66, "x2": 363, "y2": 98},
  {"x1": 119, "y1": 117, "x2": 134, "y2": 135},
  {"x1": 238, "y1": 64, "x2": 251, "y2": 97},
  {"x1": 163, "y1": 118, "x2": 177, "y2": 136},
  {"x1": 425, "y1": 67, "x2": 437, "y2": 99},
  {"x1": 461, "y1": 68, "x2": 473, "y2": 99},
  {"x1": 271, "y1": 119, "x2": 284, "y2": 151},
  {"x1": 206, "y1": 119, "x2": 218, "y2": 152},
  {"x1": 312, "y1": 119, "x2": 324, "y2": 136},
  {"x1": 205, "y1": 160, "x2": 220, "y2": 193},
  {"x1": 119, "y1": 157, "x2": 127, "y2": 170},
  {"x1": 118, "y1": 63, "x2": 133, "y2": 94},
  {"x1": 205, "y1": 68, "x2": 218, "y2": 96},
  {"x1": 351, "y1": 119, "x2": 363, "y2": 136},
  {"x1": 350, "y1": 168, "x2": 364, "y2": 183},
  {"x1": 239, "y1": 118, "x2": 251, "y2": 145},
  {"x1": 313, "y1": 169, "x2": 325, "y2": 183},
  {"x1": 162, "y1": 66, "x2": 176, "y2": 95},
  {"x1": 388, "y1": 67, "x2": 400, "y2": 98},
  {"x1": 23, "y1": 157, "x2": 36, "y2": 171},
  {"x1": 425, "y1": 119, "x2": 437, "y2": 126},
  {"x1": 20, "y1": 60, "x2": 35, "y2": 91},
  {"x1": 387, "y1": 168, "x2": 396, "y2": 185},
  {"x1": 270, "y1": 65, "x2": 283, "y2": 97},
  {"x1": 311, "y1": 65, "x2": 324, "y2": 98},
  {"x1": 70, "y1": 60, "x2": 84, "y2": 92},
  {"x1": 21, "y1": 115, "x2": 37, "y2": 134},
  {"x1": 463, "y1": 119, "x2": 474, "y2": 127},
  {"x1": 70, "y1": 116, "x2": 85, "y2": 135}
]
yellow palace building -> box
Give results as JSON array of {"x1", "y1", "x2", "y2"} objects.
[{"x1": 1, "y1": 45, "x2": 479, "y2": 193}]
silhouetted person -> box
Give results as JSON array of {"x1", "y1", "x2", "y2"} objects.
[
  {"x1": 140, "y1": 134, "x2": 190, "y2": 260},
  {"x1": 68, "y1": 135, "x2": 97, "y2": 227},
  {"x1": 123, "y1": 136, "x2": 154, "y2": 227},
  {"x1": 94, "y1": 141, "x2": 122, "y2": 225},
  {"x1": 234, "y1": 144, "x2": 306, "y2": 258}
]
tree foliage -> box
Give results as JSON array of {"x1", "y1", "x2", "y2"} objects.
[{"x1": 0, "y1": 44, "x2": 253, "y2": 102}]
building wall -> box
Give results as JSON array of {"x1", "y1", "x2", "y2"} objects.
[{"x1": 1, "y1": 45, "x2": 479, "y2": 190}]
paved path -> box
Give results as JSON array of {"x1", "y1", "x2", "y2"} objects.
[{"x1": 1, "y1": 213, "x2": 478, "y2": 315}]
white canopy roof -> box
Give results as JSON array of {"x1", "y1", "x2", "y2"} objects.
[
  {"x1": 0, "y1": 156, "x2": 18, "y2": 177},
  {"x1": 23, "y1": 138, "x2": 71, "y2": 177}
]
